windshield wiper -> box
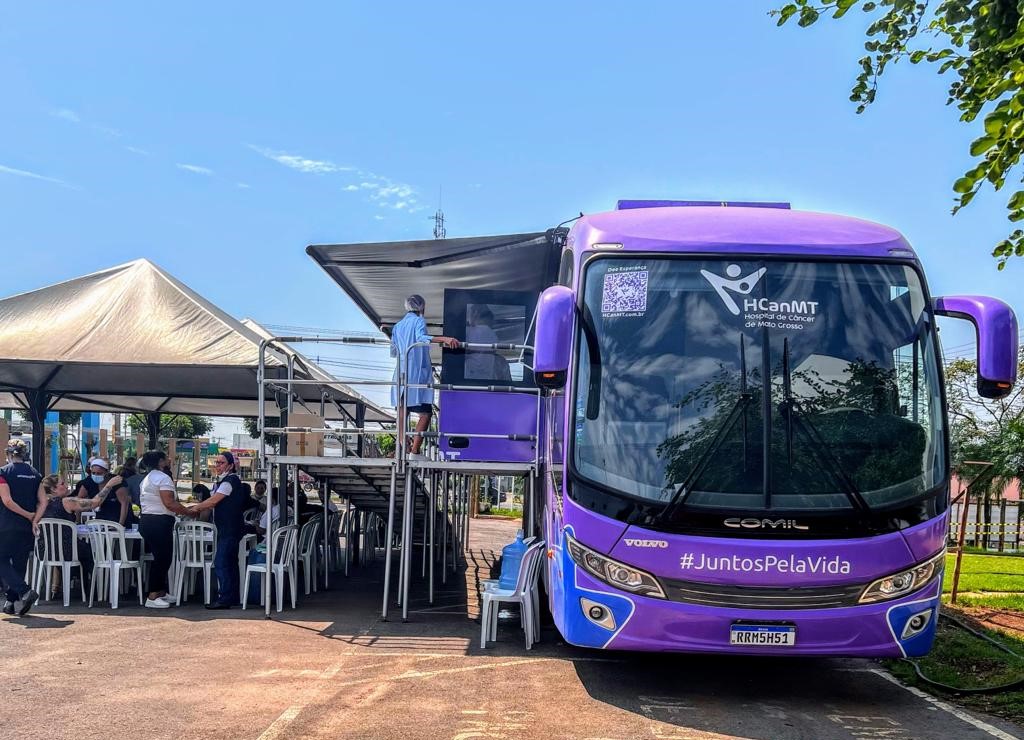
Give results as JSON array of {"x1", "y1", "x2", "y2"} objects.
[
  {"x1": 658, "y1": 334, "x2": 752, "y2": 522},
  {"x1": 778, "y1": 337, "x2": 870, "y2": 514}
]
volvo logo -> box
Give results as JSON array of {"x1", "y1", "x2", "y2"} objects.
[
  {"x1": 723, "y1": 518, "x2": 810, "y2": 531},
  {"x1": 623, "y1": 538, "x2": 669, "y2": 548}
]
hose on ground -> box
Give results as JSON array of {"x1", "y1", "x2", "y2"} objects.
[{"x1": 899, "y1": 611, "x2": 1024, "y2": 695}]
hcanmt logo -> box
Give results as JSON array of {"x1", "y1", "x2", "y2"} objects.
[
  {"x1": 623, "y1": 538, "x2": 669, "y2": 548},
  {"x1": 700, "y1": 264, "x2": 768, "y2": 316},
  {"x1": 723, "y1": 518, "x2": 810, "y2": 531}
]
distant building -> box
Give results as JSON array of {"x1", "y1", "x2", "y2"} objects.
[{"x1": 232, "y1": 433, "x2": 259, "y2": 450}]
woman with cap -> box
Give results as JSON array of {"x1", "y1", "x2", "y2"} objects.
[
  {"x1": 75, "y1": 459, "x2": 130, "y2": 527},
  {"x1": 187, "y1": 451, "x2": 246, "y2": 609},
  {"x1": 391, "y1": 294, "x2": 458, "y2": 459}
]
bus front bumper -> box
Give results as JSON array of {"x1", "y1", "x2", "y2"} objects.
[{"x1": 559, "y1": 567, "x2": 941, "y2": 657}]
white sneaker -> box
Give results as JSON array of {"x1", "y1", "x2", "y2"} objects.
[
  {"x1": 157, "y1": 595, "x2": 177, "y2": 606},
  {"x1": 145, "y1": 598, "x2": 170, "y2": 609}
]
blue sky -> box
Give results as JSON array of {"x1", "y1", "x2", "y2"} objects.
[{"x1": 1, "y1": 3, "x2": 1019, "y2": 440}]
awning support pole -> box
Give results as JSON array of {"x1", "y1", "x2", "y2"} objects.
[
  {"x1": 381, "y1": 463, "x2": 397, "y2": 620},
  {"x1": 401, "y1": 465, "x2": 414, "y2": 622}
]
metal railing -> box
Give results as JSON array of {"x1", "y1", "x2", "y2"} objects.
[{"x1": 254, "y1": 333, "x2": 542, "y2": 621}]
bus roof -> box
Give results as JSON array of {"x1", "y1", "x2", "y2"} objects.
[{"x1": 570, "y1": 206, "x2": 916, "y2": 261}]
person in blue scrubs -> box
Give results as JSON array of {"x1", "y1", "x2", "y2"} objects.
[
  {"x1": 0, "y1": 439, "x2": 44, "y2": 616},
  {"x1": 390, "y1": 294, "x2": 458, "y2": 459}
]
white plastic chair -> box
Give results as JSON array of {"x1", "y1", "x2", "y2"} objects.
[
  {"x1": 325, "y1": 510, "x2": 343, "y2": 570},
  {"x1": 238, "y1": 533, "x2": 257, "y2": 595},
  {"x1": 243, "y1": 508, "x2": 260, "y2": 526},
  {"x1": 242, "y1": 524, "x2": 298, "y2": 612},
  {"x1": 298, "y1": 517, "x2": 322, "y2": 595},
  {"x1": 35, "y1": 518, "x2": 86, "y2": 607},
  {"x1": 86, "y1": 521, "x2": 144, "y2": 609},
  {"x1": 480, "y1": 540, "x2": 545, "y2": 650},
  {"x1": 171, "y1": 521, "x2": 217, "y2": 605}
]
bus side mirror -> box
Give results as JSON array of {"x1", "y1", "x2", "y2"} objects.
[
  {"x1": 934, "y1": 295, "x2": 1018, "y2": 399},
  {"x1": 534, "y1": 286, "x2": 575, "y2": 390}
]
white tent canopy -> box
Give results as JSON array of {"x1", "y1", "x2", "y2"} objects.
[{"x1": 0, "y1": 259, "x2": 390, "y2": 463}]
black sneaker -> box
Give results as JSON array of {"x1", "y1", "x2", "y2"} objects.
[
  {"x1": 17, "y1": 589, "x2": 38, "y2": 617},
  {"x1": 1, "y1": 601, "x2": 13, "y2": 615}
]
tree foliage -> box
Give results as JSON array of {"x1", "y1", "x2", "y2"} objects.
[
  {"x1": 242, "y1": 416, "x2": 280, "y2": 451},
  {"x1": 774, "y1": 0, "x2": 1024, "y2": 268},
  {"x1": 127, "y1": 413, "x2": 214, "y2": 440},
  {"x1": 944, "y1": 346, "x2": 1024, "y2": 483}
]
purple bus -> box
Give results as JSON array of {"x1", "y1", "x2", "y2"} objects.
[{"x1": 530, "y1": 201, "x2": 1018, "y2": 656}]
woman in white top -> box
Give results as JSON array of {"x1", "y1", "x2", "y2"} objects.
[{"x1": 137, "y1": 450, "x2": 196, "y2": 609}]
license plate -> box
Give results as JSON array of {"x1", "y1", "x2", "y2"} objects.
[{"x1": 729, "y1": 624, "x2": 796, "y2": 646}]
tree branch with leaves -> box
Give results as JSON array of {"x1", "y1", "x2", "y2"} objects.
[{"x1": 774, "y1": 0, "x2": 1024, "y2": 267}]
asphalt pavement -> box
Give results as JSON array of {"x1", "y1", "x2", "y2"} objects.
[{"x1": 0, "y1": 517, "x2": 1020, "y2": 740}]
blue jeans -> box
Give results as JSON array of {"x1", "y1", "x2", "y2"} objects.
[
  {"x1": 0, "y1": 529, "x2": 33, "y2": 601},
  {"x1": 214, "y1": 534, "x2": 240, "y2": 606}
]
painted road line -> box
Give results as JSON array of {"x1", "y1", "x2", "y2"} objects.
[
  {"x1": 256, "y1": 705, "x2": 302, "y2": 740},
  {"x1": 869, "y1": 669, "x2": 1020, "y2": 740}
]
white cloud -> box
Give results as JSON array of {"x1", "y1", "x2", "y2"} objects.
[
  {"x1": 124, "y1": 145, "x2": 150, "y2": 156},
  {"x1": 374, "y1": 215, "x2": 385, "y2": 220},
  {"x1": 176, "y1": 163, "x2": 214, "y2": 175},
  {"x1": 252, "y1": 143, "x2": 422, "y2": 211},
  {"x1": 0, "y1": 163, "x2": 78, "y2": 190},
  {"x1": 237, "y1": 182, "x2": 251, "y2": 189},
  {"x1": 246, "y1": 144, "x2": 352, "y2": 174},
  {"x1": 51, "y1": 108, "x2": 81, "y2": 123},
  {"x1": 92, "y1": 124, "x2": 122, "y2": 138}
]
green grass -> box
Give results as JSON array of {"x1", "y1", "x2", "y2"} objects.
[
  {"x1": 886, "y1": 616, "x2": 1024, "y2": 724},
  {"x1": 481, "y1": 508, "x2": 521, "y2": 519},
  {"x1": 943, "y1": 552, "x2": 1024, "y2": 594},
  {"x1": 961, "y1": 545, "x2": 1024, "y2": 557},
  {"x1": 950, "y1": 593, "x2": 1024, "y2": 611}
]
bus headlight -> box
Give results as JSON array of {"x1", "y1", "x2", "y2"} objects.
[
  {"x1": 858, "y1": 550, "x2": 945, "y2": 604},
  {"x1": 566, "y1": 533, "x2": 665, "y2": 599}
]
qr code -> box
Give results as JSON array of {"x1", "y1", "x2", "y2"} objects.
[{"x1": 602, "y1": 270, "x2": 648, "y2": 314}]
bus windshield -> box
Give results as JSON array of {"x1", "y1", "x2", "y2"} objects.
[{"x1": 572, "y1": 257, "x2": 946, "y2": 513}]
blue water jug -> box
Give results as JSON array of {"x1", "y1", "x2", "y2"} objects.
[{"x1": 498, "y1": 529, "x2": 527, "y2": 590}]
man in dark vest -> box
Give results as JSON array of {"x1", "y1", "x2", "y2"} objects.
[
  {"x1": 187, "y1": 451, "x2": 246, "y2": 609},
  {"x1": 0, "y1": 439, "x2": 44, "y2": 616}
]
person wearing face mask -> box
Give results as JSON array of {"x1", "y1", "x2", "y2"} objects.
[
  {"x1": 137, "y1": 450, "x2": 196, "y2": 609},
  {"x1": 187, "y1": 452, "x2": 246, "y2": 610},
  {"x1": 75, "y1": 459, "x2": 131, "y2": 527}
]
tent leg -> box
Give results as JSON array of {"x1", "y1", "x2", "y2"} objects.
[
  {"x1": 27, "y1": 391, "x2": 49, "y2": 473},
  {"x1": 381, "y1": 465, "x2": 397, "y2": 620},
  {"x1": 145, "y1": 413, "x2": 160, "y2": 451},
  {"x1": 345, "y1": 498, "x2": 352, "y2": 576},
  {"x1": 441, "y1": 471, "x2": 449, "y2": 584},
  {"x1": 401, "y1": 466, "x2": 414, "y2": 622},
  {"x1": 322, "y1": 481, "x2": 329, "y2": 591},
  {"x1": 464, "y1": 477, "x2": 472, "y2": 562},
  {"x1": 265, "y1": 462, "x2": 275, "y2": 619},
  {"x1": 428, "y1": 473, "x2": 435, "y2": 605},
  {"x1": 451, "y1": 475, "x2": 460, "y2": 570},
  {"x1": 421, "y1": 475, "x2": 429, "y2": 579}
]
